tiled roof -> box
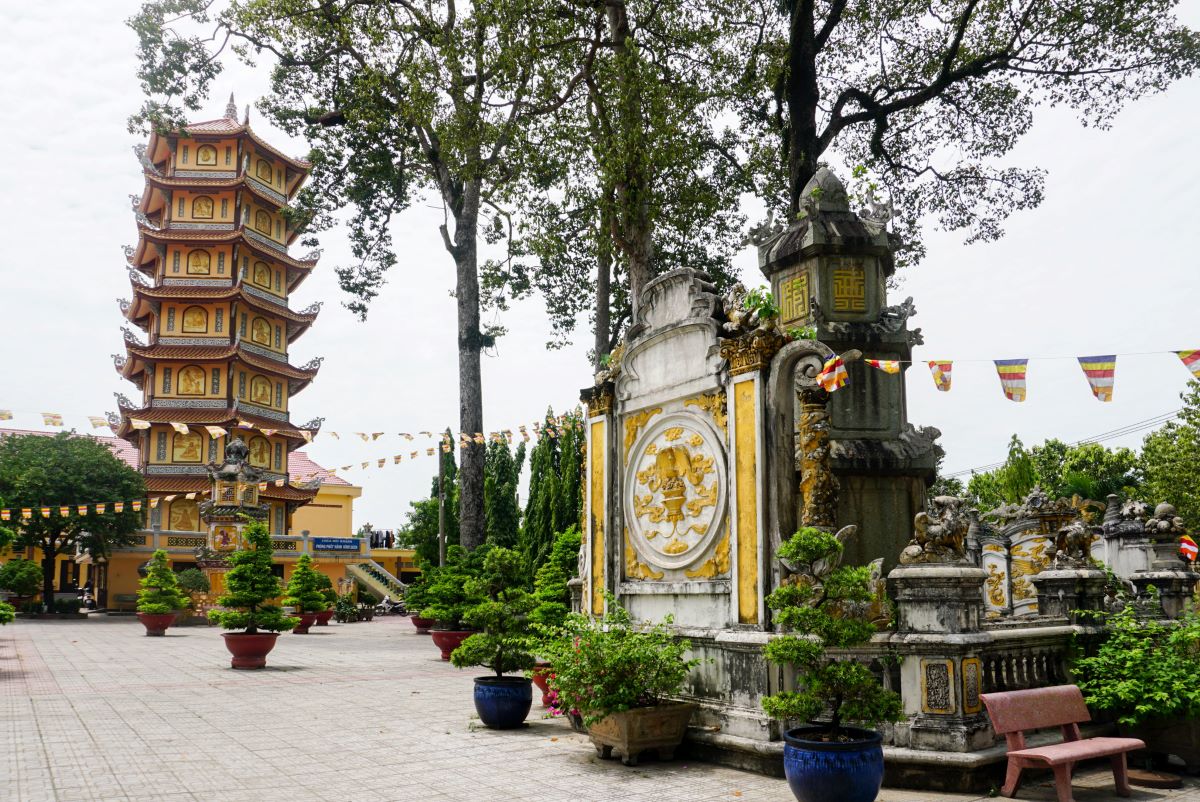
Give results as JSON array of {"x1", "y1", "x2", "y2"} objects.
[
  {"x1": 127, "y1": 283, "x2": 319, "y2": 325},
  {"x1": 0, "y1": 428, "x2": 348, "y2": 488},
  {"x1": 135, "y1": 227, "x2": 318, "y2": 270},
  {"x1": 141, "y1": 173, "x2": 290, "y2": 211},
  {"x1": 125, "y1": 343, "x2": 236, "y2": 362}
]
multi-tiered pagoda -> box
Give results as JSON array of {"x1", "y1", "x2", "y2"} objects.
[{"x1": 112, "y1": 96, "x2": 324, "y2": 541}]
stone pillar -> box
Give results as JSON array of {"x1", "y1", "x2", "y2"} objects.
[
  {"x1": 580, "y1": 383, "x2": 615, "y2": 617},
  {"x1": 887, "y1": 564, "x2": 992, "y2": 752},
  {"x1": 1130, "y1": 570, "x2": 1199, "y2": 619},
  {"x1": 1031, "y1": 568, "x2": 1108, "y2": 623}
]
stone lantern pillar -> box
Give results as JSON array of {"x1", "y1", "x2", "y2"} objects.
[{"x1": 1131, "y1": 503, "x2": 1199, "y2": 618}]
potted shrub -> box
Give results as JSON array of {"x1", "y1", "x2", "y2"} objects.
[
  {"x1": 356, "y1": 588, "x2": 377, "y2": 621},
  {"x1": 528, "y1": 527, "x2": 581, "y2": 706},
  {"x1": 541, "y1": 598, "x2": 702, "y2": 766},
  {"x1": 315, "y1": 573, "x2": 336, "y2": 626},
  {"x1": 404, "y1": 569, "x2": 435, "y2": 633},
  {"x1": 333, "y1": 593, "x2": 358, "y2": 623},
  {"x1": 176, "y1": 567, "x2": 210, "y2": 624},
  {"x1": 0, "y1": 557, "x2": 43, "y2": 610},
  {"x1": 420, "y1": 546, "x2": 478, "y2": 659},
  {"x1": 450, "y1": 547, "x2": 538, "y2": 729},
  {"x1": 1075, "y1": 593, "x2": 1200, "y2": 769},
  {"x1": 135, "y1": 549, "x2": 188, "y2": 636},
  {"x1": 282, "y1": 554, "x2": 327, "y2": 634},
  {"x1": 208, "y1": 520, "x2": 299, "y2": 669},
  {"x1": 762, "y1": 527, "x2": 903, "y2": 802}
]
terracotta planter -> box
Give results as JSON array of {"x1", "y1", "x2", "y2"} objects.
[
  {"x1": 589, "y1": 702, "x2": 697, "y2": 766},
  {"x1": 410, "y1": 616, "x2": 434, "y2": 634},
  {"x1": 136, "y1": 612, "x2": 177, "y2": 636},
  {"x1": 429, "y1": 629, "x2": 474, "y2": 661},
  {"x1": 221, "y1": 632, "x2": 280, "y2": 670},
  {"x1": 315, "y1": 609, "x2": 334, "y2": 627},
  {"x1": 530, "y1": 663, "x2": 553, "y2": 707},
  {"x1": 292, "y1": 612, "x2": 320, "y2": 634}
]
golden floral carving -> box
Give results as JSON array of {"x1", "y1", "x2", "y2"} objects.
[
  {"x1": 684, "y1": 391, "x2": 728, "y2": 436},
  {"x1": 664, "y1": 427, "x2": 684, "y2": 442},
  {"x1": 664, "y1": 538, "x2": 689, "y2": 555},
  {"x1": 719, "y1": 330, "x2": 787, "y2": 376},
  {"x1": 625, "y1": 528, "x2": 664, "y2": 581},
  {"x1": 798, "y1": 390, "x2": 838, "y2": 529},
  {"x1": 623, "y1": 407, "x2": 662, "y2": 463},
  {"x1": 685, "y1": 530, "x2": 731, "y2": 579},
  {"x1": 634, "y1": 445, "x2": 714, "y2": 532},
  {"x1": 1010, "y1": 540, "x2": 1051, "y2": 602},
  {"x1": 585, "y1": 384, "x2": 614, "y2": 417},
  {"x1": 985, "y1": 564, "x2": 1007, "y2": 607},
  {"x1": 685, "y1": 483, "x2": 718, "y2": 517}
]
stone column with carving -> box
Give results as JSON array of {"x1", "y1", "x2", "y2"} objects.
[
  {"x1": 1031, "y1": 516, "x2": 1108, "y2": 623},
  {"x1": 886, "y1": 498, "x2": 992, "y2": 752},
  {"x1": 1131, "y1": 503, "x2": 1199, "y2": 619}
]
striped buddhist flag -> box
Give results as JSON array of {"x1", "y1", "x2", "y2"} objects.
[
  {"x1": 411, "y1": 451, "x2": 419, "y2": 459},
  {"x1": 426, "y1": 448, "x2": 435, "y2": 456},
  {"x1": 400, "y1": 433, "x2": 413, "y2": 441},
  {"x1": 59, "y1": 506, "x2": 70, "y2": 517},
  {"x1": 131, "y1": 500, "x2": 142, "y2": 512},
  {"x1": 1181, "y1": 535, "x2": 1198, "y2": 562},
  {"x1": 927, "y1": 361, "x2": 953, "y2": 392},
  {"x1": 95, "y1": 503, "x2": 107, "y2": 515},
  {"x1": 377, "y1": 458, "x2": 386, "y2": 468},
  {"x1": 1178, "y1": 351, "x2": 1200, "y2": 379},
  {"x1": 260, "y1": 428, "x2": 277, "y2": 437},
  {"x1": 130, "y1": 419, "x2": 151, "y2": 430},
  {"x1": 300, "y1": 430, "x2": 314, "y2": 443},
  {"x1": 185, "y1": 492, "x2": 197, "y2": 500},
  {"x1": 994, "y1": 359, "x2": 1029, "y2": 402},
  {"x1": 328, "y1": 432, "x2": 340, "y2": 440},
  {"x1": 355, "y1": 432, "x2": 369, "y2": 441},
  {"x1": 43, "y1": 413, "x2": 64, "y2": 426},
  {"x1": 273, "y1": 480, "x2": 284, "y2": 487},
  {"x1": 372, "y1": 432, "x2": 384, "y2": 440},
  {"x1": 419, "y1": 431, "x2": 433, "y2": 438},
  {"x1": 21, "y1": 508, "x2": 32, "y2": 520},
  {"x1": 88, "y1": 416, "x2": 108, "y2": 429},
  {"x1": 1077, "y1": 355, "x2": 1116, "y2": 402},
  {"x1": 170, "y1": 422, "x2": 189, "y2": 435},
  {"x1": 113, "y1": 502, "x2": 124, "y2": 513},
  {"x1": 361, "y1": 462, "x2": 369, "y2": 469},
  {"x1": 149, "y1": 498, "x2": 160, "y2": 509},
  {"x1": 865, "y1": 359, "x2": 901, "y2": 374},
  {"x1": 393, "y1": 455, "x2": 403, "y2": 464},
  {"x1": 77, "y1": 505, "x2": 88, "y2": 516},
  {"x1": 341, "y1": 465, "x2": 352, "y2": 472},
  {"x1": 257, "y1": 482, "x2": 267, "y2": 491},
  {"x1": 0, "y1": 410, "x2": 11, "y2": 421},
  {"x1": 816, "y1": 355, "x2": 849, "y2": 392},
  {"x1": 204, "y1": 425, "x2": 225, "y2": 438},
  {"x1": 0, "y1": 509, "x2": 9, "y2": 521},
  {"x1": 40, "y1": 506, "x2": 51, "y2": 518},
  {"x1": 442, "y1": 443, "x2": 451, "y2": 453}
]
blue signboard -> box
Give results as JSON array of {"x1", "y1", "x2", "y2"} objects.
[{"x1": 312, "y1": 537, "x2": 359, "y2": 552}]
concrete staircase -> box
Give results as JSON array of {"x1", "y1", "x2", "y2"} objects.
[{"x1": 346, "y1": 560, "x2": 406, "y2": 601}]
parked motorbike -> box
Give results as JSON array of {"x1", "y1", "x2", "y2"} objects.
[{"x1": 375, "y1": 596, "x2": 407, "y2": 616}]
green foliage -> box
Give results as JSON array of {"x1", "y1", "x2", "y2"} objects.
[
  {"x1": 334, "y1": 594, "x2": 358, "y2": 623},
  {"x1": 419, "y1": 546, "x2": 483, "y2": 629},
  {"x1": 54, "y1": 597, "x2": 82, "y2": 614},
  {"x1": 450, "y1": 547, "x2": 538, "y2": 677},
  {"x1": 175, "y1": 568, "x2": 210, "y2": 597},
  {"x1": 786, "y1": 326, "x2": 817, "y2": 341},
  {"x1": 0, "y1": 601, "x2": 13, "y2": 625},
  {"x1": 529, "y1": 527, "x2": 582, "y2": 630},
  {"x1": 540, "y1": 598, "x2": 701, "y2": 725},
  {"x1": 208, "y1": 520, "x2": 299, "y2": 633},
  {"x1": 137, "y1": 550, "x2": 188, "y2": 614},
  {"x1": 398, "y1": 445, "x2": 459, "y2": 566},
  {"x1": 968, "y1": 435, "x2": 1141, "y2": 511},
  {"x1": 1140, "y1": 381, "x2": 1200, "y2": 525},
  {"x1": 742, "y1": 286, "x2": 780, "y2": 321},
  {"x1": 484, "y1": 439, "x2": 526, "y2": 548},
  {"x1": 0, "y1": 432, "x2": 145, "y2": 608},
  {"x1": 520, "y1": 410, "x2": 583, "y2": 574},
  {"x1": 762, "y1": 529, "x2": 903, "y2": 734},
  {"x1": 0, "y1": 558, "x2": 43, "y2": 598},
  {"x1": 282, "y1": 554, "x2": 328, "y2": 613},
  {"x1": 1075, "y1": 597, "x2": 1200, "y2": 726}
]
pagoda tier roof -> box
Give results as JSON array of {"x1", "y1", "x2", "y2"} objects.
[
  {"x1": 123, "y1": 282, "x2": 320, "y2": 341},
  {"x1": 112, "y1": 402, "x2": 317, "y2": 446},
  {"x1": 141, "y1": 475, "x2": 319, "y2": 504},
  {"x1": 145, "y1": 117, "x2": 310, "y2": 196},
  {"x1": 139, "y1": 171, "x2": 292, "y2": 213},
  {"x1": 131, "y1": 225, "x2": 318, "y2": 287},
  {"x1": 116, "y1": 340, "x2": 321, "y2": 394}
]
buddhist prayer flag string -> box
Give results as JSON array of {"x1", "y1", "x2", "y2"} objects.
[
  {"x1": 42, "y1": 413, "x2": 63, "y2": 426},
  {"x1": 928, "y1": 361, "x2": 953, "y2": 392},
  {"x1": 1181, "y1": 535, "x2": 1198, "y2": 562},
  {"x1": 864, "y1": 359, "x2": 901, "y2": 374},
  {"x1": 1077, "y1": 355, "x2": 1116, "y2": 402},
  {"x1": 0, "y1": 410, "x2": 12, "y2": 421},
  {"x1": 994, "y1": 359, "x2": 1029, "y2": 402},
  {"x1": 816, "y1": 355, "x2": 849, "y2": 392},
  {"x1": 1179, "y1": 351, "x2": 1200, "y2": 379},
  {"x1": 88, "y1": 416, "x2": 108, "y2": 429}
]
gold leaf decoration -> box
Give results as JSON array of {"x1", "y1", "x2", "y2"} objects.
[
  {"x1": 664, "y1": 427, "x2": 685, "y2": 442},
  {"x1": 684, "y1": 391, "x2": 728, "y2": 436},
  {"x1": 663, "y1": 538, "x2": 689, "y2": 555},
  {"x1": 625, "y1": 528, "x2": 664, "y2": 581},
  {"x1": 684, "y1": 531, "x2": 731, "y2": 579},
  {"x1": 623, "y1": 408, "x2": 662, "y2": 463}
]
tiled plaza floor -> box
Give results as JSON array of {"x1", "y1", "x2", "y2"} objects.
[{"x1": 2, "y1": 616, "x2": 1198, "y2": 802}]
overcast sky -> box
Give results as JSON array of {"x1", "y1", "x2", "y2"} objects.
[{"x1": 1, "y1": 2, "x2": 1198, "y2": 530}]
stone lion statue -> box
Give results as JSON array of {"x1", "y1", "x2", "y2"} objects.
[
  {"x1": 1053, "y1": 518, "x2": 1099, "y2": 568},
  {"x1": 900, "y1": 496, "x2": 969, "y2": 565}
]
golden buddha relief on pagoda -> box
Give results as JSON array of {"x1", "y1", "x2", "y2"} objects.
[{"x1": 178, "y1": 366, "x2": 206, "y2": 395}]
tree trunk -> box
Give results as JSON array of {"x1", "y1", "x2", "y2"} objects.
[
  {"x1": 594, "y1": 203, "x2": 612, "y2": 369},
  {"x1": 608, "y1": 1, "x2": 654, "y2": 321},
  {"x1": 41, "y1": 543, "x2": 56, "y2": 614},
  {"x1": 454, "y1": 184, "x2": 486, "y2": 552},
  {"x1": 787, "y1": 0, "x2": 821, "y2": 216}
]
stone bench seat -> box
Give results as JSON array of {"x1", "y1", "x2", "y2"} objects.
[{"x1": 981, "y1": 684, "x2": 1144, "y2": 802}]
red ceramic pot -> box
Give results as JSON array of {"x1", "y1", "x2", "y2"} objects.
[
  {"x1": 410, "y1": 616, "x2": 435, "y2": 634},
  {"x1": 429, "y1": 629, "x2": 474, "y2": 661},
  {"x1": 293, "y1": 612, "x2": 320, "y2": 634},
  {"x1": 221, "y1": 632, "x2": 280, "y2": 670},
  {"x1": 315, "y1": 609, "x2": 334, "y2": 626},
  {"x1": 531, "y1": 663, "x2": 553, "y2": 707},
  {"x1": 136, "y1": 612, "x2": 177, "y2": 637}
]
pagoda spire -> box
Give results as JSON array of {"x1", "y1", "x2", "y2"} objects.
[{"x1": 225, "y1": 92, "x2": 238, "y2": 120}]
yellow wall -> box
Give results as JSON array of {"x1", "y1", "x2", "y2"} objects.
[
  {"x1": 291, "y1": 484, "x2": 361, "y2": 538},
  {"x1": 232, "y1": 365, "x2": 289, "y2": 414},
  {"x1": 166, "y1": 244, "x2": 233, "y2": 278},
  {"x1": 172, "y1": 190, "x2": 236, "y2": 224},
  {"x1": 249, "y1": 151, "x2": 286, "y2": 192},
  {"x1": 158, "y1": 304, "x2": 230, "y2": 338},
  {"x1": 174, "y1": 139, "x2": 237, "y2": 171},
  {"x1": 242, "y1": 256, "x2": 286, "y2": 298},
  {"x1": 246, "y1": 202, "x2": 286, "y2": 244}
]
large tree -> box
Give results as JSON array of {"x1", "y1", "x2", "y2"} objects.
[
  {"x1": 0, "y1": 433, "x2": 145, "y2": 611},
  {"x1": 519, "y1": 409, "x2": 583, "y2": 572},
  {"x1": 130, "y1": 0, "x2": 590, "y2": 550},
  {"x1": 754, "y1": 0, "x2": 1199, "y2": 262},
  {"x1": 1140, "y1": 381, "x2": 1200, "y2": 524}
]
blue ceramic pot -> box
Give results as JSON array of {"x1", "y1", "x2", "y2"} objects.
[
  {"x1": 473, "y1": 676, "x2": 533, "y2": 729},
  {"x1": 782, "y1": 726, "x2": 884, "y2": 802}
]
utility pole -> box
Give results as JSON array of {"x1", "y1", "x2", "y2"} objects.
[{"x1": 438, "y1": 427, "x2": 449, "y2": 566}]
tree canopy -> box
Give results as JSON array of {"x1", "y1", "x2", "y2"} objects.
[{"x1": 1140, "y1": 380, "x2": 1200, "y2": 524}]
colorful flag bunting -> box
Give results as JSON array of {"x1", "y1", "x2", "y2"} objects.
[
  {"x1": 237, "y1": 419, "x2": 254, "y2": 429},
  {"x1": 411, "y1": 451, "x2": 419, "y2": 459},
  {"x1": 43, "y1": 413, "x2": 64, "y2": 426},
  {"x1": 928, "y1": 361, "x2": 953, "y2": 392},
  {"x1": 1181, "y1": 535, "x2": 1198, "y2": 562},
  {"x1": 864, "y1": 359, "x2": 901, "y2": 374},
  {"x1": 130, "y1": 418, "x2": 150, "y2": 430},
  {"x1": 377, "y1": 458, "x2": 386, "y2": 468},
  {"x1": 1178, "y1": 351, "x2": 1200, "y2": 380},
  {"x1": 994, "y1": 359, "x2": 1029, "y2": 402},
  {"x1": 372, "y1": 432, "x2": 384, "y2": 440},
  {"x1": 401, "y1": 433, "x2": 413, "y2": 441},
  {"x1": 361, "y1": 462, "x2": 369, "y2": 470},
  {"x1": 170, "y1": 422, "x2": 189, "y2": 435},
  {"x1": 114, "y1": 502, "x2": 124, "y2": 514},
  {"x1": 0, "y1": 410, "x2": 11, "y2": 421},
  {"x1": 132, "y1": 500, "x2": 142, "y2": 512},
  {"x1": 96, "y1": 504, "x2": 107, "y2": 514},
  {"x1": 816, "y1": 355, "x2": 849, "y2": 392},
  {"x1": 22, "y1": 508, "x2": 32, "y2": 519},
  {"x1": 426, "y1": 448, "x2": 435, "y2": 456},
  {"x1": 1077, "y1": 355, "x2": 1116, "y2": 402},
  {"x1": 260, "y1": 428, "x2": 277, "y2": 437},
  {"x1": 59, "y1": 506, "x2": 70, "y2": 517},
  {"x1": 88, "y1": 416, "x2": 109, "y2": 429},
  {"x1": 149, "y1": 498, "x2": 159, "y2": 509},
  {"x1": 0, "y1": 510, "x2": 8, "y2": 521},
  {"x1": 77, "y1": 505, "x2": 88, "y2": 516},
  {"x1": 204, "y1": 426, "x2": 226, "y2": 438},
  {"x1": 394, "y1": 455, "x2": 402, "y2": 464},
  {"x1": 355, "y1": 432, "x2": 369, "y2": 441}
]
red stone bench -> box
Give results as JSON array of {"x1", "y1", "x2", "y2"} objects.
[{"x1": 980, "y1": 684, "x2": 1144, "y2": 802}]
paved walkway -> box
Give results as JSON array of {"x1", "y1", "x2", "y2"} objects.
[{"x1": 2, "y1": 616, "x2": 1198, "y2": 802}]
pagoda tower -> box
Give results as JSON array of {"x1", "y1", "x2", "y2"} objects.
[{"x1": 112, "y1": 96, "x2": 325, "y2": 545}]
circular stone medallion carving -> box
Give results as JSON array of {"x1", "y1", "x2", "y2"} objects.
[{"x1": 624, "y1": 413, "x2": 727, "y2": 570}]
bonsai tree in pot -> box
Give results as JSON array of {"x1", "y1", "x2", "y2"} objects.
[
  {"x1": 176, "y1": 567, "x2": 210, "y2": 624},
  {"x1": 762, "y1": 527, "x2": 903, "y2": 802},
  {"x1": 208, "y1": 520, "x2": 299, "y2": 669},
  {"x1": 0, "y1": 557, "x2": 43, "y2": 609},
  {"x1": 1075, "y1": 591, "x2": 1200, "y2": 769},
  {"x1": 404, "y1": 568, "x2": 434, "y2": 633},
  {"x1": 450, "y1": 546, "x2": 538, "y2": 729},
  {"x1": 314, "y1": 572, "x2": 336, "y2": 625},
  {"x1": 527, "y1": 526, "x2": 581, "y2": 705},
  {"x1": 420, "y1": 546, "x2": 479, "y2": 659},
  {"x1": 283, "y1": 554, "x2": 328, "y2": 634},
  {"x1": 541, "y1": 597, "x2": 702, "y2": 766},
  {"x1": 135, "y1": 550, "x2": 188, "y2": 636}
]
